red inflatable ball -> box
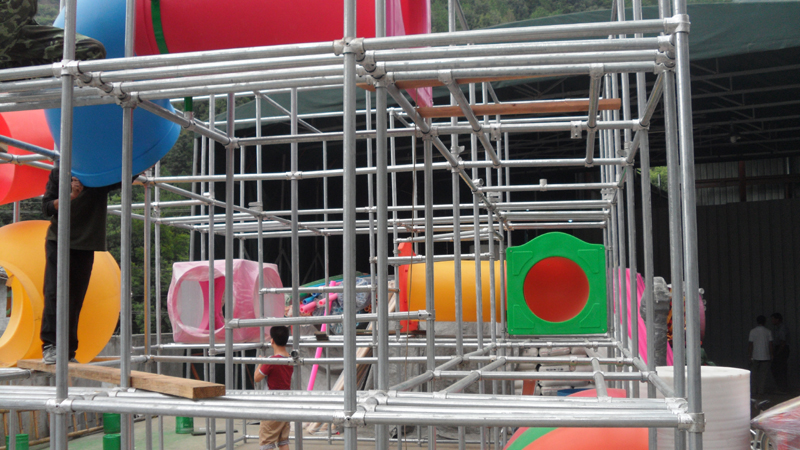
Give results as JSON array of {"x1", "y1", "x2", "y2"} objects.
[{"x1": 503, "y1": 389, "x2": 647, "y2": 450}]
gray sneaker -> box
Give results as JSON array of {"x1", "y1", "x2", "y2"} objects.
[
  {"x1": 42, "y1": 345, "x2": 57, "y2": 365},
  {"x1": 69, "y1": 358, "x2": 78, "y2": 363}
]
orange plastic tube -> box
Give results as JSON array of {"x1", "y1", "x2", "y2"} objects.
[
  {"x1": 405, "y1": 260, "x2": 504, "y2": 322},
  {"x1": 0, "y1": 221, "x2": 121, "y2": 367},
  {"x1": 0, "y1": 111, "x2": 53, "y2": 205}
]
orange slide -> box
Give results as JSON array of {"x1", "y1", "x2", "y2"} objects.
[{"x1": 0, "y1": 221, "x2": 121, "y2": 367}]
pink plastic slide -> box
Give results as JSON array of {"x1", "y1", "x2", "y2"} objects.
[
  {"x1": 620, "y1": 269, "x2": 670, "y2": 365},
  {"x1": 167, "y1": 260, "x2": 284, "y2": 343}
]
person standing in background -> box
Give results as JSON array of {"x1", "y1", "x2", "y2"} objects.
[
  {"x1": 254, "y1": 326, "x2": 294, "y2": 450},
  {"x1": 749, "y1": 315, "x2": 773, "y2": 396}
]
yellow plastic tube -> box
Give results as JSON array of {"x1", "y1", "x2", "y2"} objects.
[
  {"x1": 0, "y1": 221, "x2": 120, "y2": 367},
  {"x1": 406, "y1": 260, "x2": 504, "y2": 322}
]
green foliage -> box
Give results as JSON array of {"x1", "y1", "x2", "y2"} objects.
[
  {"x1": 34, "y1": 0, "x2": 60, "y2": 25},
  {"x1": 431, "y1": 0, "x2": 614, "y2": 31},
  {"x1": 0, "y1": 197, "x2": 47, "y2": 227},
  {"x1": 431, "y1": 0, "x2": 727, "y2": 32},
  {"x1": 650, "y1": 166, "x2": 668, "y2": 193}
]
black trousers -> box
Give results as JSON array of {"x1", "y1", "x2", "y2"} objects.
[
  {"x1": 772, "y1": 347, "x2": 790, "y2": 392},
  {"x1": 40, "y1": 239, "x2": 94, "y2": 359}
]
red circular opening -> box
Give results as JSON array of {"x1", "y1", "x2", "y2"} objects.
[{"x1": 522, "y1": 256, "x2": 590, "y2": 323}]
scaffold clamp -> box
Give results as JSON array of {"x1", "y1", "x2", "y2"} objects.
[
  {"x1": 667, "y1": 14, "x2": 691, "y2": 34},
  {"x1": 45, "y1": 398, "x2": 73, "y2": 415},
  {"x1": 333, "y1": 39, "x2": 346, "y2": 56},
  {"x1": 571, "y1": 121, "x2": 583, "y2": 139},
  {"x1": 490, "y1": 124, "x2": 502, "y2": 142},
  {"x1": 683, "y1": 413, "x2": 705, "y2": 433},
  {"x1": 114, "y1": 90, "x2": 140, "y2": 109}
]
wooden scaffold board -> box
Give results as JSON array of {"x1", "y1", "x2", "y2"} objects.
[{"x1": 17, "y1": 360, "x2": 225, "y2": 400}]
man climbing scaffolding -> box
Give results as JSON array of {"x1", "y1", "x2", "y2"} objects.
[{"x1": 0, "y1": 0, "x2": 105, "y2": 69}]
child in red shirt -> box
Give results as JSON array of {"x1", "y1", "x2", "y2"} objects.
[{"x1": 254, "y1": 326, "x2": 294, "y2": 450}]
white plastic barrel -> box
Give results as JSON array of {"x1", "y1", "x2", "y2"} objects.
[{"x1": 656, "y1": 366, "x2": 750, "y2": 450}]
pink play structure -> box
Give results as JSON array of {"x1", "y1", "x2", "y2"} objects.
[
  {"x1": 167, "y1": 260, "x2": 284, "y2": 343},
  {"x1": 619, "y1": 269, "x2": 705, "y2": 365}
]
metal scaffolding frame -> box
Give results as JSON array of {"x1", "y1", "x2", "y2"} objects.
[{"x1": 0, "y1": 0, "x2": 706, "y2": 449}]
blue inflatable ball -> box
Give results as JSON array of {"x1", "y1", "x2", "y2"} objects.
[{"x1": 45, "y1": 0, "x2": 180, "y2": 187}]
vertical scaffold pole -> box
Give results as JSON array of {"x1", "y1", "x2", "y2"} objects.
[
  {"x1": 342, "y1": 0, "x2": 358, "y2": 449},
  {"x1": 374, "y1": 4, "x2": 389, "y2": 450},
  {"x1": 673, "y1": 5, "x2": 703, "y2": 449},
  {"x1": 254, "y1": 95, "x2": 266, "y2": 382},
  {"x1": 626, "y1": 160, "x2": 638, "y2": 398},
  {"x1": 143, "y1": 172, "x2": 153, "y2": 450},
  {"x1": 224, "y1": 92, "x2": 235, "y2": 450},
  {"x1": 446, "y1": 20, "x2": 466, "y2": 450},
  {"x1": 143, "y1": 178, "x2": 151, "y2": 359},
  {"x1": 423, "y1": 131, "x2": 437, "y2": 450},
  {"x1": 468, "y1": 81, "x2": 486, "y2": 450},
  {"x1": 154, "y1": 161, "x2": 165, "y2": 450},
  {"x1": 53, "y1": 0, "x2": 77, "y2": 448},
  {"x1": 631, "y1": 1, "x2": 658, "y2": 447},
  {"x1": 207, "y1": 95, "x2": 217, "y2": 449},
  {"x1": 119, "y1": 0, "x2": 136, "y2": 446},
  {"x1": 290, "y1": 87, "x2": 304, "y2": 450},
  {"x1": 664, "y1": 67, "x2": 686, "y2": 450},
  {"x1": 119, "y1": 90, "x2": 135, "y2": 450},
  {"x1": 615, "y1": 3, "x2": 639, "y2": 384},
  {"x1": 603, "y1": 77, "x2": 620, "y2": 376},
  {"x1": 366, "y1": 91, "x2": 377, "y2": 348}
]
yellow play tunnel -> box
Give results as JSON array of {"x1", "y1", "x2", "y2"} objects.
[
  {"x1": 0, "y1": 221, "x2": 120, "y2": 367},
  {"x1": 405, "y1": 260, "x2": 504, "y2": 322}
]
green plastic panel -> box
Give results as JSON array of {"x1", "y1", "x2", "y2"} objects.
[{"x1": 506, "y1": 232, "x2": 607, "y2": 335}]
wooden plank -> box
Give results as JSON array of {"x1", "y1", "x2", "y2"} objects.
[
  {"x1": 416, "y1": 98, "x2": 621, "y2": 118},
  {"x1": 17, "y1": 360, "x2": 225, "y2": 399}
]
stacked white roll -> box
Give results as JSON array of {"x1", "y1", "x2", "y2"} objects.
[
  {"x1": 514, "y1": 347, "x2": 540, "y2": 394},
  {"x1": 656, "y1": 366, "x2": 750, "y2": 450},
  {"x1": 536, "y1": 347, "x2": 594, "y2": 395}
]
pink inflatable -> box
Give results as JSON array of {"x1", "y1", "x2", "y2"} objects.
[
  {"x1": 619, "y1": 269, "x2": 705, "y2": 365},
  {"x1": 0, "y1": 110, "x2": 54, "y2": 205},
  {"x1": 167, "y1": 260, "x2": 284, "y2": 343}
]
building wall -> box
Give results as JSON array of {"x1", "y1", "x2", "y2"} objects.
[
  {"x1": 696, "y1": 157, "x2": 799, "y2": 205},
  {"x1": 646, "y1": 198, "x2": 800, "y2": 390}
]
